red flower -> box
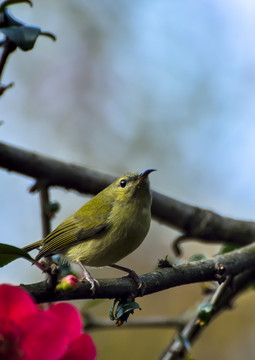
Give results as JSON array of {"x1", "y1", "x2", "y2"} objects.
[{"x1": 0, "y1": 284, "x2": 96, "y2": 360}]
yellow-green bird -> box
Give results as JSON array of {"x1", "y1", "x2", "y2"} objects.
[{"x1": 24, "y1": 169, "x2": 156, "y2": 293}]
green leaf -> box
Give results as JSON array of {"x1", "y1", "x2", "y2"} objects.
[
  {"x1": 197, "y1": 302, "x2": 213, "y2": 325},
  {"x1": 47, "y1": 201, "x2": 60, "y2": 214},
  {"x1": 0, "y1": 243, "x2": 34, "y2": 267},
  {"x1": 115, "y1": 300, "x2": 141, "y2": 320},
  {"x1": 0, "y1": 9, "x2": 56, "y2": 51},
  {"x1": 109, "y1": 298, "x2": 141, "y2": 325},
  {"x1": 0, "y1": 25, "x2": 41, "y2": 50},
  {"x1": 218, "y1": 243, "x2": 241, "y2": 255},
  {"x1": 189, "y1": 253, "x2": 207, "y2": 262},
  {"x1": 109, "y1": 298, "x2": 118, "y2": 321}
]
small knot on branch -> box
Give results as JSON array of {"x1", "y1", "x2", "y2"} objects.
[
  {"x1": 29, "y1": 179, "x2": 50, "y2": 193},
  {"x1": 214, "y1": 262, "x2": 227, "y2": 284},
  {"x1": 157, "y1": 257, "x2": 173, "y2": 268}
]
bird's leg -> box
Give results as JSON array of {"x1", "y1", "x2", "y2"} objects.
[
  {"x1": 109, "y1": 264, "x2": 145, "y2": 294},
  {"x1": 32, "y1": 260, "x2": 48, "y2": 273},
  {"x1": 77, "y1": 261, "x2": 99, "y2": 295}
]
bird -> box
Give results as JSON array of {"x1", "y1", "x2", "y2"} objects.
[{"x1": 24, "y1": 168, "x2": 156, "y2": 293}]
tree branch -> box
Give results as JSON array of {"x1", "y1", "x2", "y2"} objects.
[
  {"x1": 21, "y1": 242, "x2": 255, "y2": 303},
  {"x1": 1, "y1": 141, "x2": 255, "y2": 246},
  {"x1": 160, "y1": 269, "x2": 255, "y2": 360},
  {"x1": 0, "y1": 41, "x2": 17, "y2": 81},
  {"x1": 39, "y1": 185, "x2": 51, "y2": 238},
  {"x1": 84, "y1": 315, "x2": 186, "y2": 331}
]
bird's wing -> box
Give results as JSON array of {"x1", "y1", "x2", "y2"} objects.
[{"x1": 35, "y1": 201, "x2": 112, "y2": 260}]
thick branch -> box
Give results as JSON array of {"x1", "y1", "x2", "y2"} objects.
[
  {"x1": 1, "y1": 141, "x2": 255, "y2": 245},
  {"x1": 0, "y1": 141, "x2": 114, "y2": 194},
  {"x1": 21, "y1": 242, "x2": 255, "y2": 303}
]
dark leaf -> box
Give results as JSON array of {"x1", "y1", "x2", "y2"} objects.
[
  {"x1": 0, "y1": 25, "x2": 40, "y2": 50},
  {"x1": 0, "y1": 9, "x2": 56, "y2": 51},
  {"x1": 109, "y1": 298, "x2": 141, "y2": 325},
  {"x1": 0, "y1": 8, "x2": 27, "y2": 27},
  {"x1": 0, "y1": 243, "x2": 34, "y2": 267},
  {"x1": 197, "y1": 302, "x2": 213, "y2": 325},
  {"x1": 115, "y1": 300, "x2": 141, "y2": 319},
  {"x1": 47, "y1": 201, "x2": 60, "y2": 214},
  {"x1": 109, "y1": 298, "x2": 118, "y2": 321}
]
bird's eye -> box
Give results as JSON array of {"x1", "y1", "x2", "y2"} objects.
[{"x1": 120, "y1": 179, "x2": 127, "y2": 188}]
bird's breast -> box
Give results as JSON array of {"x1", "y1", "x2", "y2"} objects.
[{"x1": 66, "y1": 203, "x2": 151, "y2": 267}]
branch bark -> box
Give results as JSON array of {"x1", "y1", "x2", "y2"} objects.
[
  {"x1": 1, "y1": 141, "x2": 255, "y2": 246},
  {"x1": 21, "y1": 242, "x2": 255, "y2": 303}
]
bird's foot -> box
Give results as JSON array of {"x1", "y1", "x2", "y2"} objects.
[
  {"x1": 126, "y1": 269, "x2": 145, "y2": 295},
  {"x1": 109, "y1": 264, "x2": 145, "y2": 295},
  {"x1": 81, "y1": 273, "x2": 99, "y2": 296},
  {"x1": 77, "y1": 260, "x2": 99, "y2": 295}
]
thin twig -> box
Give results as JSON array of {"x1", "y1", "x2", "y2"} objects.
[
  {"x1": 84, "y1": 315, "x2": 187, "y2": 331},
  {"x1": 39, "y1": 185, "x2": 51, "y2": 238},
  {"x1": 0, "y1": 41, "x2": 17, "y2": 81},
  {"x1": 159, "y1": 271, "x2": 253, "y2": 360},
  {"x1": 0, "y1": 81, "x2": 14, "y2": 95}
]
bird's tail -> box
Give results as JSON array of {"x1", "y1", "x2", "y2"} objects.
[{"x1": 23, "y1": 240, "x2": 43, "y2": 252}]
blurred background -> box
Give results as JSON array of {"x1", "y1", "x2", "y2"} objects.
[{"x1": 1, "y1": 0, "x2": 255, "y2": 359}]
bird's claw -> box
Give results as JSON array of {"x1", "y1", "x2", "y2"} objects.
[
  {"x1": 81, "y1": 276, "x2": 99, "y2": 296},
  {"x1": 125, "y1": 270, "x2": 145, "y2": 295}
]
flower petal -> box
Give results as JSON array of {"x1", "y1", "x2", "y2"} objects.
[
  {"x1": 21, "y1": 311, "x2": 69, "y2": 360},
  {"x1": 48, "y1": 303, "x2": 82, "y2": 341},
  {"x1": 0, "y1": 284, "x2": 37, "y2": 323},
  {"x1": 60, "y1": 334, "x2": 97, "y2": 360}
]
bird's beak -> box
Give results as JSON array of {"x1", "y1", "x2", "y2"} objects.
[{"x1": 137, "y1": 168, "x2": 157, "y2": 181}]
